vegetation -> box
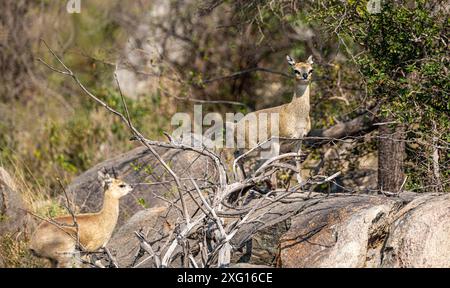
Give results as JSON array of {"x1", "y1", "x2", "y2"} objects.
[{"x1": 311, "y1": 0, "x2": 449, "y2": 192}]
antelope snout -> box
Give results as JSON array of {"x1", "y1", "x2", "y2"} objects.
[{"x1": 302, "y1": 72, "x2": 308, "y2": 80}]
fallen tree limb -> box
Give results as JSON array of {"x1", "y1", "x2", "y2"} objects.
[{"x1": 306, "y1": 105, "x2": 379, "y2": 146}]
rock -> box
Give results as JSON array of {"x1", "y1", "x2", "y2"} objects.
[
  {"x1": 66, "y1": 146, "x2": 216, "y2": 223},
  {"x1": 229, "y1": 192, "x2": 337, "y2": 267},
  {"x1": 104, "y1": 190, "x2": 450, "y2": 268},
  {"x1": 381, "y1": 193, "x2": 450, "y2": 267},
  {"x1": 107, "y1": 206, "x2": 170, "y2": 267},
  {"x1": 231, "y1": 221, "x2": 289, "y2": 266},
  {"x1": 277, "y1": 193, "x2": 450, "y2": 268},
  {"x1": 65, "y1": 145, "x2": 450, "y2": 268},
  {"x1": 0, "y1": 167, "x2": 32, "y2": 236},
  {"x1": 107, "y1": 192, "x2": 398, "y2": 268},
  {"x1": 277, "y1": 195, "x2": 399, "y2": 267},
  {"x1": 109, "y1": 189, "x2": 309, "y2": 268}
]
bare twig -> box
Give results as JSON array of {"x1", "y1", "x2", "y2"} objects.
[
  {"x1": 134, "y1": 230, "x2": 161, "y2": 268},
  {"x1": 57, "y1": 177, "x2": 81, "y2": 250},
  {"x1": 202, "y1": 66, "x2": 292, "y2": 84}
]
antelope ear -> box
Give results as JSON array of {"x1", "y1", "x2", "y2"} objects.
[
  {"x1": 98, "y1": 169, "x2": 112, "y2": 185},
  {"x1": 307, "y1": 55, "x2": 314, "y2": 65},
  {"x1": 286, "y1": 55, "x2": 296, "y2": 66},
  {"x1": 97, "y1": 170, "x2": 106, "y2": 181}
]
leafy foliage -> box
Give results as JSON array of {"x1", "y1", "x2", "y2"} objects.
[{"x1": 310, "y1": 0, "x2": 449, "y2": 191}]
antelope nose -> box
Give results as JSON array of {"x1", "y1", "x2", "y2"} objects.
[{"x1": 302, "y1": 73, "x2": 308, "y2": 79}]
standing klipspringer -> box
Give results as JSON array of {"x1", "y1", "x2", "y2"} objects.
[
  {"x1": 29, "y1": 170, "x2": 133, "y2": 267},
  {"x1": 234, "y1": 55, "x2": 313, "y2": 181}
]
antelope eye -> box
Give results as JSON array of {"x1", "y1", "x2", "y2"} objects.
[
  {"x1": 294, "y1": 70, "x2": 301, "y2": 75},
  {"x1": 119, "y1": 184, "x2": 126, "y2": 188},
  {"x1": 309, "y1": 69, "x2": 314, "y2": 74}
]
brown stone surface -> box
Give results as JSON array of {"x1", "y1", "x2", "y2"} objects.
[
  {"x1": 0, "y1": 167, "x2": 33, "y2": 236},
  {"x1": 381, "y1": 193, "x2": 450, "y2": 267},
  {"x1": 278, "y1": 195, "x2": 397, "y2": 267},
  {"x1": 67, "y1": 146, "x2": 450, "y2": 268},
  {"x1": 277, "y1": 193, "x2": 450, "y2": 268}
]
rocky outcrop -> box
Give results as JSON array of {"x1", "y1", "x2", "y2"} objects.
[
  {"x1": 0, "y1": 167, "x2": 32, "y2": 236},
  {"x1": 381, "y1": 193, "x2": 450, "y2": 267},
  {"x1": 105, "y1": 190, "x2": 450, "y2": 268},
  {"x1": 277, "y1": 192, "x2": 450, "y2": 268},
  {"x1": 66, "y1": 146, "x2": 450, "y2": 268},
  {"x1": 278, "y1": 195, "x2": 398, "y2": 267}
]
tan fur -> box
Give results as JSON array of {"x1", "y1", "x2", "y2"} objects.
[
  {"x1": 229, "y1": 56, "x2": 313, "y2": 181},
  {"x1": 236, "y1": 55, "x2": 313, "y2": 149},
  {"x1": 29, "y1": 176, "x2": 132, "y2": 268}
]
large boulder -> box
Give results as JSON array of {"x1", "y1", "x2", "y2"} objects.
[
  {"x1": 107, "y1": 186, "x2": 300, "y2": 267},
  {"x1": 67, "y1": 145, "x2": 450, "y2": 268},
  {"x1": 278, "y1": 195, "x2": 399, "y2": 267},
  {"x1": 106, "y1": 206, "x2": 170, "y2": 267},
  {"x1": 381, "y1": 193, "x2": 450, "y2": 267},
  {"x1": 277, "y1": 192, "x2": 450, "y2": 268},
  {"x1": 104, "y1": 188, "x2": 450, "y2": 268},
  {"x1": 229, "y1": 193, "x2": 317, "y2": 267}
]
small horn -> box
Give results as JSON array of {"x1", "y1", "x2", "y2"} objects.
[{"x1": 112, "y1": 167, "x2": 118, "y2": 179}]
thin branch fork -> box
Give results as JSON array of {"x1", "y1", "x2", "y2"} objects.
[
  {"x1": 134, "y1": 230, "x2": 161, "y2": 268},
  {"x1": 190, "y1": 178, "x2": 227, "y2": 239},
  {"x1": 160, "y1": 214, "x2": 206, "y2": 267}
]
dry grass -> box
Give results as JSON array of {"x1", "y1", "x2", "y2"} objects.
[{"x1": 0, "y1": 234, "x2": 47, "y2": 268}]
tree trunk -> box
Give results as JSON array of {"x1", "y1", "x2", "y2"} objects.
[{"x1": 378, "y1": 119, "x2": 406, "y2": 193}]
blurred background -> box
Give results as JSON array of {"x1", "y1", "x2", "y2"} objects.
[{"x1": 0, "y1": 0, "x2": 448, "y2": 267}]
